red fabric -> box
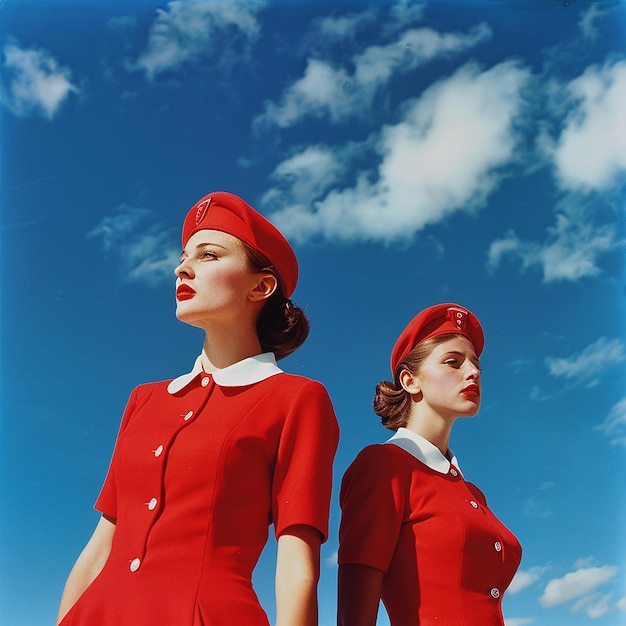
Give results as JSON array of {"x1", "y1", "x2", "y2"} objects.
[
  {"x1": 60, "y1": 372, "x2": 338, "y2": 626},
  {"x1": 390, "y1": 303, "x2": 484, "y2": 373},
  {"x1": 339, "y1": 444, "x2": 521, "y2": 626},
  {"x1": 181, "y1": 191, "x2": 298, "y2": 297}
]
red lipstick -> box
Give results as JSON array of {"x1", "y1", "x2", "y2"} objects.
[
  {"x1": 462, "y1": 384, "x2": 480, "y2": 399},
  {"x1": 176, "y1": 285, "x2": 196, "y2": 301}
]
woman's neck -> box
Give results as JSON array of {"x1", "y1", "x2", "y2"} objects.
[
  {"x1": 405, "y1": 410, "x2": 455, "y2": 457},
  {"x1": 200, "y1": 324, "x2": 264, "y2": 372}
]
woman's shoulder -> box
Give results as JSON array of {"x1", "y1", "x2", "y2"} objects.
[
  {"x1": 346, "y1": 441, "x2": 414, "y2": 476},
  {"x1": 125, "y1": 379, "x2": 172, "y2": 402},
  {"x1": 341, "y1": 442, "x2": 415, "y2": 505},
  {"x1": 269, "y1": 371, "x2": 331, "y2": 395}
]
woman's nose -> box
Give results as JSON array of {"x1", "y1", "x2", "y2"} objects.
[
  {"x1": 465, "y1": 362, "x2": 480, "y2": 379},
  {"x1": 175, "y1": 259, "x2": 193, "y2": 279}
]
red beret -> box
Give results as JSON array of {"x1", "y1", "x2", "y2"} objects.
[
  {"x1": 182, "y1": 191, "x2": 298, "y2": 297},
  {"x1": 390, "y1": 303, "x2": 484, "y2": 374}
]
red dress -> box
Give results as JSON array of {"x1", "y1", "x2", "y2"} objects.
[
  {"x1": 339, "y1": 428, "x2": 521, "y2": 626},
  {"x1": 60, "y1": 354, "x2": 339, "y2": 625}
]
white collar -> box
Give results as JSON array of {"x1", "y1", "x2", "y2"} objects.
[
  {"x1": 167, "y1": 352, "x2": 283, "y2": 394},
  {"x1": 385, "y1": 427, "x2": 462, "y2": 475}
]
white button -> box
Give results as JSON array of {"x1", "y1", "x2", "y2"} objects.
[
  {"x1": 153, "y1": 445, "x2": 164, "y2": 457},
  {"x1": 490, "y1": 587, "x2": 500, "y2": 599},
  {"x1": 130, "y1": 558, "x2": 141, "y2": 572},
  {"x1": 469, "y1": 500, "x2": 478, "y2": 509},
  {"x1": 147, "y1": 498, "x2": 158, "y2": 511},
  {"x1": 201, "y1": 377, "x2": 210, "y2": 387},
  {"x1": 494, "y1": 541, "x2": 502, "y2": 552},
  {"x1": 183, "y1": 410, "x2": 193, "y2": 421},
  {"x1": 450, "y1": 468, "x2": 458, "y2": 477}
]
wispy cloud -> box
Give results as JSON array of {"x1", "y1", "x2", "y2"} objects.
[
  {"x1": 504, "y1": 619, "x2": 535, "y2": 626},
  {"x1": 572, "y1": 591, "x2": 619, "y2": 619},
  {"x1": 487, "y1": 208, "x2": 618, "y2": 283},
  {"x1": 265, "y1": 60, "x2": 529, "y2": 243},
  {"x1": 87, "y1": 205, "x2": 179, "y2": 287},
  {"x1": 264, "y1": 145, "x2": 348, "y2": 206},
  {"x1": 488, "y1": 55, "x2": 625, "y2": 283},
  {"x1": 312, "y1": 9, "x2": 378, "y2": 44},
  {"x1": 539, "y1": 563, "x2": 624, "y2": 619},
  {"x1": 594, "y1": 397, "x2": 626, "y2": 446},
  {"x1": 543, "y1": 59, "x2": 626, "y2": 193},
  {"x1": 539, "y1": 564, "x2": 619, "y2": 613},
  {"x1": 324, "y1": 549, "x2": 338, "y2": 568},
  {"x1": 254, "y1": 21, "x2": 490, "y2": 129},
  {"x1": 578, "y1": 3, "x2": 615, "y2": 42},
  {"x1": 508, "y1": 566, "x2": 548, "y2": 594},
  {"x1": 545, "y1": 337, "x2": 626, "y2": 385},
  {"x1": 130, "y1": 0, "x2": 266, "y2": 81},
  {"x1": 522, "y1": 482, "x2": 555, "y2": 519},
  {"x1": 1, "y1": 41, "x2": 79, "y2": 119}
]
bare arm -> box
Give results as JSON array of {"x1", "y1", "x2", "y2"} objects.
[
  {"x1": 337, "y1": 563, "x2": 384, "y2": 626},
  {"x1": 56, "y1": 515, "x2": 116, "y2": 625},
  {"x1": 275, "y1": 524, "x2": 322, "y2": 626}
]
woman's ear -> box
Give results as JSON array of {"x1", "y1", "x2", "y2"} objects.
[
  {"x1": 399, "y1": 369, "x2": 421, "y2": 395},
  {"x1": 249, "y1": 273, "x2": 278, "y2": 302}
]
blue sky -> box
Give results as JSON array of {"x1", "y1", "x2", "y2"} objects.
[{"x1": 1, "y1": 1, "x2": 625, "y2": 625}]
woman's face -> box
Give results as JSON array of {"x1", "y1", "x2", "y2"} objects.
[
  {"x1": 174, "y1": 229, "x2": 263, "y2": 329},
  {"x1": 411, "y1": 335, "x2": 482, "y2": 419}
]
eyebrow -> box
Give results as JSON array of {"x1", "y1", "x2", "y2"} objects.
[
  {"x1": 442, "y1": 350, "x2": 480, "y2": 366},
  {"x1": 180, "y1": 241, "x2": 228, "y2": 257}
]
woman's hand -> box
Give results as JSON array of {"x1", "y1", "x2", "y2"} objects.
[{"x1": 275, "y1": 524, "x2": 322, "y2": 626}]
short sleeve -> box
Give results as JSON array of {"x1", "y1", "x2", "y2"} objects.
[
  {"x1": 338, "y1": 445, "x2": 406, "y2": 573},
  {"x1": 94, "y1": 386, "x2": 141, "y2": 520},
  {"x1": 271, "y1": 379, "x2": 339, "y2": 542}
]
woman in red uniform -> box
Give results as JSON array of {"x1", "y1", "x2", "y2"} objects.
[
  {"x1": 57, "y1": 191, "x2": 339, "y2": 626},
  {"x1": 337, "y1": 303, "x2": 521, "y2": 626}
]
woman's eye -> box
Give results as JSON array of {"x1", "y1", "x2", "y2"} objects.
[
  {"x1": 444, "y1": 359, "x2": 458, "y2": 366},
  {"x1": 202, "y1": 251, "x2": 217, "y2": 260}
]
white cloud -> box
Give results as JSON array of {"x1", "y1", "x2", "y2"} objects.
[
  {"x1": 313, "y1": 10, "x2": 377, "y2": 42},
  {"x1": 522, "y1": 496, "x2": 553, "y2": 519},
  {"x1": 490, "y1": 60, "x2": 624, "y2": 285},
  {"x1": 487, "y1": 210, "x2": 618, "y2": 283},
  {"x1": 538, "y1": 481, "x2": 556, "y2": 491},
  {"x1": 546, "y1": 59, "x2": 626, "y2": 192},
  {"x1": 388, "y1": 1, "x2": 427, "y2": 30},
  {"x1": 324, "y1": 549, "x2": 338, "y2": 567},
  {"x1": 578, "y1": 3, "x2": 612, "y2": 41},
  {"x1": 574, "y1": 556, "x2": 598, "y2": 569},
  {"x1": 254, "y1": 22, "x2": 491, "y2": 129},
  {"x1": 106, "y1": 15, "x2": 138, "y2": 31},
  {"x1": 87, "y1": 206, "x2": 152, "y2": 252},
  {"x1": 264, "y1": 145, "x2": 347, "y2": 204},
  {"x1": 595, "y1": 397, "x2": 626, "y2": 446},
  {"x1": 87, "y1": 205, "x2": 179, "y2": 287},
  {"x1": 572, "y1": 592, "x2": 616, "y2": 619},
  {"x1": 131, "y1": 0, "x2": 265, "y2": 80},
  {"x1": 265, "y1": 60, "x2": 529, "y2": 243},
  {"x1": 1, "y1": 42, "x2": 79, "y2": 119},
  {"x1": 504, "y1": 619, "x2": 535, "y2": 626},
  {"x1": 540, "y1": 565, "x2": 618, "y2": 608},
  {"x1": 545, "y1": 337, "x2": 626, "y2": 383},
  {"x1": 508, "y1": 566, "x2": 546, "y2": 594}
]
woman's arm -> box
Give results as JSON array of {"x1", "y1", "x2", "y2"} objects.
[
  {"x1": 56, "y1": 515, "x2": 116, "y2": 625},
  {"x1": 337, "y1": 563, "x2": 384, "y2": 626},
  {"x1": 275, "y1": 524, "x2": 322, "y2": 626}
]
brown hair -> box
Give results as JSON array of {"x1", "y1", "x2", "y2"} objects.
[
  {"x1": 242, "y1": 243, "x2": 310, "y2": 360},
  {"x1": 374, "y1": 333, "x2": 461, "y2": 431}
]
